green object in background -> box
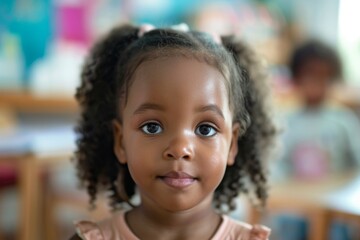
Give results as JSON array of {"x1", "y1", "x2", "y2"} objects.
[{"x1": 0, "y1": 32, "x2": 23, "y2": 90}]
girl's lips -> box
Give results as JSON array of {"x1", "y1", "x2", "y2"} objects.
[{"x1": 158, "y1": 171, "x2": 197, "y2": 189}]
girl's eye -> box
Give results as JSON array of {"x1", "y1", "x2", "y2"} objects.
[
  {"x1": 195, "y1": 124, "x2": 217, "y2": 137},
  {"x1": 141, "y1": 122, "x2": 163, "y2": 135}
]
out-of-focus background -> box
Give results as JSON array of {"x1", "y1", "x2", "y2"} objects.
[{"x1": 0, "y1": 0, "x2": 359, "y2": 240}]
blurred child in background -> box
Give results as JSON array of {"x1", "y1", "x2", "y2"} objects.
[
  {"x1": 276, "y1": 40, "x2": 360, "y2": 182},
  {"x1": 268, "y1": 40, "x2": 360, "y2": 240}
]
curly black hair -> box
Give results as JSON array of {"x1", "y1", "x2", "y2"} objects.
[
  {"x1": 289, "y1": 39, "x2": 342, "y2": 82},
  {"x1": 74, "y1": 24, "x2": 277, "y2": 212}
]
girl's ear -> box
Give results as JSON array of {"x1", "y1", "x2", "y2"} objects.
[
  {"x1": 113, "y1": 120, "x2": 127, "y2": 164},
  {"x1": 227, "y1": 122, "x2": 240, "y2": 166}
]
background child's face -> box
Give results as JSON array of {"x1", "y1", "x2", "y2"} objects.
[
  {"x1": 113, "y1": 57, "x2": 239, "y2": 212},
  {"x1": 295, "y1": 58, "x2": 334, "y2": 106}
]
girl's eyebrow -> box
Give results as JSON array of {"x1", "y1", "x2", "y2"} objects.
[
  {"x1": 133, "y1": 103, "x2": 165, "y2": 115},
  {"x1": 133, "y1": 103, "x2": 224, "y2": 119},
  {"x1": 196, "y1": 104, "x2": 224, "y2": 120}
]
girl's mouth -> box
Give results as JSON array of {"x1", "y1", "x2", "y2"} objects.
[{"x1": 158, "y1": 171, "x2": 197, "y2": 189}]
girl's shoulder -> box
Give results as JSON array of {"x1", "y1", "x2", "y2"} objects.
[
  {"x1": 212, "y1": 215, "x2": 271, "y2": 240},
  {"x1": 74, "y1": 211, "x2": 138, "y2": 240},
  {"x1": 73, "y1": 212, "x2": 270, "y2": 240}
]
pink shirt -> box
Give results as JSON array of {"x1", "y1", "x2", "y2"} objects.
[{"x1": 75, "y1": 211, "x2": 270, "y2": 240}]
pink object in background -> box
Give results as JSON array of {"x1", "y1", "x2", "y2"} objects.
[
  {"x1": 56, "y1": 2, "x2": 91, "y2": 45},
  {"x1": 292, "y1": 143, "x2": 330, "y2": 181},
  {"x1": 0, "y1": 165, "x2": 17, "y2": 188}
]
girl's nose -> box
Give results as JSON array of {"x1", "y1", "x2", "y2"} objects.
[{"x1": 163, "y1": 132, "x2": 194, "y2": 161}]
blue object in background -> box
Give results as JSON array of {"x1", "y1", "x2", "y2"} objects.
[
  {"x1": 273, "y1": 214, "x2": 355, "y2": 240},
  {"x1": 274, "y1": 214, "x2": 308, "y2": 240},
  {"x1": 1, "y1": 0, "x2": 54, "y2": 85},
  {"x1": 329, "y1": 220, "x2": 352, "y2": 240},
  {"x1": 130, "y1": 0, "x2": 241, "y2": 26},
  {"x1": 130, "y1": 0, "x2": 199, "y2": 25}
]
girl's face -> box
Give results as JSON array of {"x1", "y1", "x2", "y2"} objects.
[{"x1": 114, "y1": 57, "x2": 240, "y2": 212}]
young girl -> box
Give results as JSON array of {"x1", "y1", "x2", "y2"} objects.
[{"x1": 72, "y1": 23, "x2": 277, "y2": 240}]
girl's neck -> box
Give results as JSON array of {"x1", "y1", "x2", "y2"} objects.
[{"x1": 125, "y1": 196, "x2": 222, "y2": 239}]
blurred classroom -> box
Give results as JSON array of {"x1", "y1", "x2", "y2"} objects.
[{"x1": 0, "y1": 0, "x2": 360, "y2": 240}]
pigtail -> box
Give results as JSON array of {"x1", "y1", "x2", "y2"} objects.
[
  {"x1": 215, "y1": 36, "x2": 277, "y2": 210},
  {"x1": 74, "y1": 25, "x2": 139, "y2": 209}
]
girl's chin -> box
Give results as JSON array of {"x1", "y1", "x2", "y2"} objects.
[{"x1": 153, "y1": 197, "x2": 213, "y2": 214}]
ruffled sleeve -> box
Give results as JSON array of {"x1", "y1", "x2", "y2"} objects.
[
  {"x1": 249, "y1": 224, "x2": 271, "y2": 240},
  {"x1": 74, "y1": 220, "x2": 105, "y2": 240}
]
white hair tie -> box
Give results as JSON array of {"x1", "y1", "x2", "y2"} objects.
[
  {"x1": 169, "y1": 23, "x2": 190, "y2": 32},
  {"x1": 138, "y1": 23, "x2": 190, "y2": 38},
  {"x1": 138, "y1": 24, "x2": 156, "y2": 37},
  {"x1": 137, "y1": 23, "x2": 221, "y2": 44}
]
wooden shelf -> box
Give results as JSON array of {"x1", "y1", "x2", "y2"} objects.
[
  {"x1": 1, "y1": 85, "x2": 358, "y2": 113},
  {"x1": 273, "y1": 85, "x2": 360, "y2": 111},
  {"x1": 0, "y1": 91, "x2": 78, "y2": 113}
]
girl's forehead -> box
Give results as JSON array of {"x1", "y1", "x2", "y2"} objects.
[
  {"x1": 125, "y1": 57, "x2": 232, "y2": 112},
  {"x1": 131, "y1": 56, "x2": 227, "y2": 90},
  {"x1": 127, "y1": 47, "x2": 229, "y2": 80}
]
